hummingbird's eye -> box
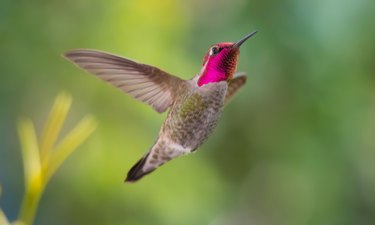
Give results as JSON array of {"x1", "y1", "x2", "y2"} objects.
[{"x1": 209, "y1": 46, "x2": 220, "y2": 56}]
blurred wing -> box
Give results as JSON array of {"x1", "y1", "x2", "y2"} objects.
[
  {"x1": 64, "y1": 49, "x2": 185, "y2": 113},
  {"x1": 225, "y1": 73, "x2": 247, "y2": 105}
]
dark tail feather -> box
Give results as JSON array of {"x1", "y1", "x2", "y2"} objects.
[{"x1": 125, "y1": 152, "x2": 155, "y2": 183}]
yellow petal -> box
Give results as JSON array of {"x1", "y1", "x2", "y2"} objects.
[
  {"x1": 39, "y1": 92, "x2": 72, "y2": 165},
  {"x1": 17, "y1": 119, "x2": 41, "y2": 189},
  {"x1": 44, "y1": 115, "x2": 97, "y2": 182},
  {"x1": 0, "y1": 208, "x2": 10, "y2": 225}
]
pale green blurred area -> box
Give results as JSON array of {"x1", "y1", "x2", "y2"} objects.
[{"x1": 1, "y1": 0, "x2": 375, "y2": 224}]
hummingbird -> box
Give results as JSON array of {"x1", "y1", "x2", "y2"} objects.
[{"x1": 64, "y1": 31, "x2": 257, "y2": 182}]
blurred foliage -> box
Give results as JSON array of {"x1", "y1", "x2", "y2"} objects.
[
  {"x1": 0, "y1": 0, "x2": 375, "y2": 225},
  {"x1": 0, "y1": 92, "x2": 96, "y2": 225}
]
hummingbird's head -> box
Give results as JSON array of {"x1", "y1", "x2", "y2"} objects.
[{"x1": 198, "y1": 31, "x2": 257, "y2": 87}]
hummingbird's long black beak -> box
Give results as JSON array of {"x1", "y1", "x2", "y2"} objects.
[{"x1": 233, "y1": 30, "x2": 258, "y2": 49}]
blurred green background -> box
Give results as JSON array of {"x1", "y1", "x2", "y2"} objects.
[{"x1": 1, "y1": 0, "x2": 375, "y2": 224}]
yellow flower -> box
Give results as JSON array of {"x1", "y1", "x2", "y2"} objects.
[{"x1": 0, "y1": 92, "x2": 97, "y2": 225}]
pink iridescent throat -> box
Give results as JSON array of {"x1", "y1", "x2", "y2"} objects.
[{"x1": 197, "y1": 46, "x2": 238, "y2": 87}]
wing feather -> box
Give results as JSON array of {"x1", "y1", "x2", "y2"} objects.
[
  {"x1": 225, "y1": 74, "x2": 247, "y2": 105},
  {"x1": 65, "y1": 49, "x2": 185, "y2": 113}
]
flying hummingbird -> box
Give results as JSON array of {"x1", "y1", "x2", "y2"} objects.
[{"x1": 64, "y1": 31, "x2": 257, "y2": 182}]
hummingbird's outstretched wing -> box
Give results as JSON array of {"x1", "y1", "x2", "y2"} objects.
[
  {"x1": 225, "y1": 73, "x2": 247, "y2": 105},
  {"x1": 64, "y1": 49, "x2": 185, "y2": 113}
]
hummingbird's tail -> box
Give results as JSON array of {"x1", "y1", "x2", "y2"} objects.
[
  {"x1": 125, "y1": 140, "x2": 187, "y2": 183},
  {"x1": 125, "y1": 152, "x2": 155, "y2": 183}
]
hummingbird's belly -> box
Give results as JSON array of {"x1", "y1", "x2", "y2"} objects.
[{"x1": 161, "y1": 82, "x2": 227, "y2": 151}]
